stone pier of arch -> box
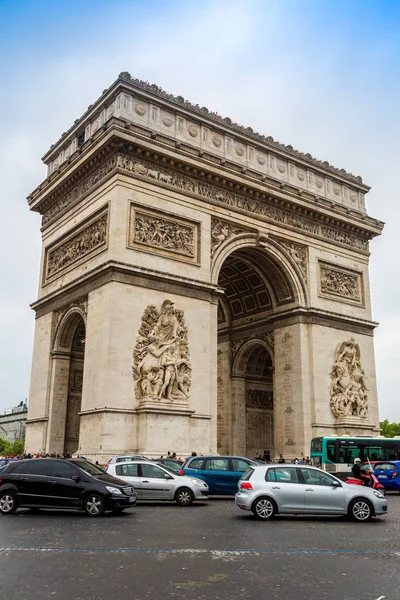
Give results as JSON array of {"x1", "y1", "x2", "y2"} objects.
[{"x1": 24, "y1": 73, "x2": 383, "y2": 461}]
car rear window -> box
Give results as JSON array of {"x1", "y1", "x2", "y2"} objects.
[
  {"x1": 116, "y1": 457, "x2": 138, "y2": 463},
  {"x1": 241, "y1": 467, "x2": 255, "y2": 481},
  {"x1": 374, "y1": 463, "x2": 397, "y2": 471}
]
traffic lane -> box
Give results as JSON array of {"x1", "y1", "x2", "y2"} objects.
[
  {"x1": 0, "y1": 545, "x2": 398, "y2": 600},
  {"x1": 0, "y1": 496, "x2": 398, "y2": 553}
]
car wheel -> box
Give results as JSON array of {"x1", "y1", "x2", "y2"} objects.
[
  {"x1": 349, "y1": 498, "x2": 373, "y2": 522},
  {"x1": 0, "y1": 491, "x2": 18, "y2": 515},
  {"x1": 111, "y1": 508, "x2": 126, "y2": 515},
  {"x1": 252, "y1": 497, "x2": 276, "y2": 520},
  {"x1": 175, "y1": 487, "x2": 194, "y2": 506},
  {"x1": 84, "y1": 494, "x2": 105, "y2": 517}
]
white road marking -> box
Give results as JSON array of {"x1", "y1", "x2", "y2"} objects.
[{"x1": 375, "y1": 596, "x2": 386, "y2": 600}]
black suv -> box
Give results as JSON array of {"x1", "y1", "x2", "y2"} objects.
[{"x1": 0, "y1": 458, "x2": 137, "y2": 517}]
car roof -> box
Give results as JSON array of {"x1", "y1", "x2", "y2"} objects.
[{"x1": 186, "y1": 455, "x2": 253, "y2": 460}]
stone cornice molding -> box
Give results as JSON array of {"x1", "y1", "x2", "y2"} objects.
[
  {"x1": 42, "y1": 72, "x2": 368, "y2": 188},
  {"x1": 31, "y1": 260, "x2": 225, "y2": 318},
  {"x1": 28, "y1": 132, "x2": 383, "y2": 253}
]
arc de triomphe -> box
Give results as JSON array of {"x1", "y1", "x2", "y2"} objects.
[{"x1": 25, "y1": 73, "x2": 383, "y2": 460}]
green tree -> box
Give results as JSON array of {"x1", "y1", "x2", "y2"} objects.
[
  {"x1": 0, "y1": 437, "x2": 11, "y2": 456},
  {"x1": 10, "y1": 440, "x2": 25, "y2": 455},
  {"x1": 379, "y1": 419, "x2": 400, "y2": 438}
]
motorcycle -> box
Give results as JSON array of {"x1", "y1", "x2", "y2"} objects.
[{"x1": 344, "y1": 472, "x2": 386, "y2": 495}]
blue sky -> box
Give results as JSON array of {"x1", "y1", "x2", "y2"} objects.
[{"x1": 0, "y1": 0, "x2": 399, "y2": 420}]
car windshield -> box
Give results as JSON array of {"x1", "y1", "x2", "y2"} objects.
[
  {"x1": 68, "y1": 460, "x2": 105, "y2": 476},
  {"x1": 155, "y1": 464, "x2": 177, "y2": 476}
]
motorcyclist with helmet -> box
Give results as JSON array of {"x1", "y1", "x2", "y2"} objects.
[{"x1": 352, "y1": 457, "x2": 370, "y2": 486}]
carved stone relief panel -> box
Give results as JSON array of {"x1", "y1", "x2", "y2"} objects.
[
  {"x1": 128, "y1": 203, "x2": 200, "y2": 264},
  {"x1": 44, "y1": 208, "x2": 108, "y2": 284},
  {"x1": 246, "y1": 389, "x2": 274, "y2": 409},
  {"x1": 42, "y1": 152, "x2": 370, "y2": 254},
  {"x1": 274, "y1": 239, "x2": 308, "y2": 285},
  {"x1": 211, "y1": 218, "x2": 251, "y2": 256},
  {"x1": 318, "y1": 261, "x2": 364, "y2": 306},
  {"x1": 330, "y1": 338, "x2": 369, "y2": 419},
  {"x1": 132, "y1": 300, "x2": 191, "y2": 404}
]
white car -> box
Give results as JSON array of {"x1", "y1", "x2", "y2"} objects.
[{"x1": 106, "y1": 461, "x2": 209, "y2": 505}]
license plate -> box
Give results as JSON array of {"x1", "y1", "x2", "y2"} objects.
[
  {"x1": 379, "y1": 475, "x2": 388, "y2": 479},
  {"x1": 128, "y1": 497, "x2": 136, "y2": 503}
]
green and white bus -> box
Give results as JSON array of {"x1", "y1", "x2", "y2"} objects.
[{"x1": 310, "y1": 436, "x2": 400, "y2": 474}]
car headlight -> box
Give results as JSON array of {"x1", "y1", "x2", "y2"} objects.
[
  {"x1": 191, "y1": 479, "x2": 207, "y2": 487},
  {"x1": 106, "y1": 486, "x2": 123, "y2": 495},
  {"x1": 373, "y1": 491, "x2": 384, "y2": 499}
]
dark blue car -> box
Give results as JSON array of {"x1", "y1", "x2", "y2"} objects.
[
  {"x1": 182, "y1": 456, "x2": 258, "y2": 494},
  {"x1": 373, "y1": 461, "x2": 400, "y2": 491}
]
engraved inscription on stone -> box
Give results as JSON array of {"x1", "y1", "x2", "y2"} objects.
[
  {"x1": 45, "y1": 210, "x2": 108, "y2": 282},
  {"x1": 319, "y1": 261, "x2": 363, "y2": 305},
  {"x1": 330, "y1": 338, "x2": 368, "y2": 419},
  {"x1": 129, "y1": 203, "x2": 200, "y2": 264}
]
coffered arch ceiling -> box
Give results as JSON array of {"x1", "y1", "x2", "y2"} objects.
[{"x1": 218, "y1": 247, "x2": 296, "y2": 325}]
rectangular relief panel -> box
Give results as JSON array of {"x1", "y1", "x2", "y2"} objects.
[
  {"x1": 318, "y1": 260, "x2": 364, "y2": 307},
  {"x1": 44, "y1": 206, "x2": 108, "y2": 284},
  {"x1": 128, "y1": 202, "x2": 201, "y2": 264}
]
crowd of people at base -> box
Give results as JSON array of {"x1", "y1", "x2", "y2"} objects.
[
  {"x1": 0, "y1": 452, "x2": 76, "y2": 460},
  {"x1": 253, "y1": 453, "x2": 315, "y2": 465}
]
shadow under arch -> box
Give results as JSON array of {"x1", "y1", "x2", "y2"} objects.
[{"x1": 211, "y1": 232, "x2": 309, "y2": 308}]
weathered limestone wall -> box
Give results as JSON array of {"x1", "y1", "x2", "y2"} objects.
[
  {"x1": 274, "y1": 323, "x2": 313, "y2": 459},
  {"x1": 78, "y1": 280, "x2": 216, "y2": 457}
]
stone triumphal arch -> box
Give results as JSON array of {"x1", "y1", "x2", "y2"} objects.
[{"x1": 25, "y1": 73, "x2": 384, "y2": 460}]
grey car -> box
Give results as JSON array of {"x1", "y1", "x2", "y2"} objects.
[
  {"x1": 106, "y1": 461, "x2": 209, "y2": 505},
  {"x1": 235, "y1": 464, "x2": 387, "y2": 522}
]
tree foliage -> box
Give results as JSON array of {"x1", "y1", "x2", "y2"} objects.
[
  {"x1": 0, "y1": 438, "x2": 25, "y2": 456},
  {"x1": 379, "y1": 420, "x2": 400, "y2": 438}
]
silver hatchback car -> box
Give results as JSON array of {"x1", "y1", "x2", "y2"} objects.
[
  {"x1": 235, "y1": 464, "x2": 387, "y2": 522},
  {"x1": 106, "y1": 461, "x2": 209, "y2": 505}
]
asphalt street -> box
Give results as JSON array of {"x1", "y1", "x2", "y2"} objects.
[{"x1": 0, "y1": 495, "x2": 399, "y2": 600}]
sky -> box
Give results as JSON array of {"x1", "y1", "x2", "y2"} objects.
[{"x1": 0, "y1": 0, "x2": 399, "y2": 420}]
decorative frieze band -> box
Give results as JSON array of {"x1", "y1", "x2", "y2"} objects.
[
  {"x1": 128, "y1": 203, "x2": 200, "y2": 264},
  {"x1": 44, "y1": 209, "x2": 108, "y2": 283},
  {"x1": 318, "y1": 261, "x2": 364, "y2": 306},
  {"x1": 42, "y1": 152, "x2": 369, "y2": 253}
]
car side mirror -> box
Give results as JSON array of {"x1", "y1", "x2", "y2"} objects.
[
  {"x1": 72, "y1": 475, "x2": 80, "y2": 482},
  {"x1": 332, "y1": 480, "x2": 341, "y2": 487},
  {"x1": 164, "y1": 473, "x2": 173, "y2": 479}
]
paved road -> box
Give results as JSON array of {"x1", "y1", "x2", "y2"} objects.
[{"x1": 0, "y1": 494, "x2": 399, "y2": 600}]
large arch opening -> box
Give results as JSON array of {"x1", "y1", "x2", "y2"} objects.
[
  {"x1": 47, "y1": 308, "x2": 86, "y2": 455},
  {"x1": 63, "y1": 318, "x2": 85, "y2": 454},
  {"x1": 216, "y1": 241, "x2": 302, "y2": 459}
]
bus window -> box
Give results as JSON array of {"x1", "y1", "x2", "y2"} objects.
[
  {"x1": 384, "y1": 446, "x2": 397, "y2": 461},
  {"x1": 340, "y1": 444, "x2": 363, "y2": 463},
  {"x1": 327, "y1": 442, "x2": 336, "y2": 462},
  {"x1": 363, "y1": 446, "x2": 384, "y2": 461}
]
